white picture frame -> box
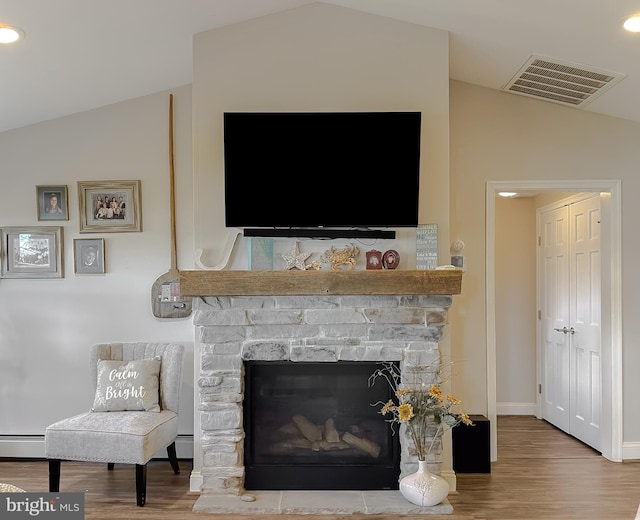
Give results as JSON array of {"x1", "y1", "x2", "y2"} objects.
[{"x1": 0, "y1": 226, "x2": 64, "y2": 279}]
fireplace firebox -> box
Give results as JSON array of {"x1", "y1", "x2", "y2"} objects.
[{"x1": 243, "y1": 361, "x2": 400, "y2": 490}]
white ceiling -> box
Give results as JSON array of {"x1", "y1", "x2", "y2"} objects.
[{"x1": 1, "y1": 0, "x2": 640, "y2": 134}]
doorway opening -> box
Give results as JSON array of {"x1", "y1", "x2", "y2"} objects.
[{"x1": 486, "y1": 180, "x2": 622, "y2": 463}]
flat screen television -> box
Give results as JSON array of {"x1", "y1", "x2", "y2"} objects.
[{"x1": 223, "y1": 111, "x2": 421, "y2": 239}]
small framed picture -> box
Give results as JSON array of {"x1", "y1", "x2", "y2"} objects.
[
  {"x1": 74, "y1": 238, "x2": 105, "y2": 274},
  {"x1": 366, "y1": 250, "x2": 383, "y2": 270},
  {"x1": 382, "y1": 249, "x2": 400, "y2": 270},
  {"x1": 37, "y1": 185, "x2": 69, "y2": 221},
  {"x1": 0, "y1": 226, "x2": 64, "y2": 279},
  {"x1": 77, "y1": 180, "x2": 142, "y2": 233}
]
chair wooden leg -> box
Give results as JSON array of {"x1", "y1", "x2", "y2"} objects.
[
  {"x1": 167, "y1": 441, "x2": 180, "y2": 474},
  {"x1": 48, "y1": 459, "x2": 61, "y2": 492},
  {"x1": 135, "y1": 464, "x2": 147, "y2": 507},
  {"x1": 107, "y1": 463, "x2": 115, "y2": 470}
]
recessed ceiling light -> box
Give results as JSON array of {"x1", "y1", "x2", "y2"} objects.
[
  {"x1": 0, "y1": 25, "x2": 24, "y2": 44},
  {"x1": 624, "y1": 15, "x2": 640, "y2": 32},
  {"x1": 498, "y1": 192, "x2": 518, "y2": 198}
]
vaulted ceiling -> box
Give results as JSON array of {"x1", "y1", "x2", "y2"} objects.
[{"x1": 1, "y1": 0, "x2": 639, "y2": 134}]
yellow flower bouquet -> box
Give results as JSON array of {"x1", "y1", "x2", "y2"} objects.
[{"x1": 369, "y1": 361, "x2": 472, "y2": 461}]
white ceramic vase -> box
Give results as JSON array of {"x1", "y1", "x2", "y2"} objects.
[{"x1": 399, "y1": 460, "x2": 449, "y2": 507}]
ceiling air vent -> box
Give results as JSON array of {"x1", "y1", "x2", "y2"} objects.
[{"x1": 503, "y1": 55, "x2": 626, "y2": 107}]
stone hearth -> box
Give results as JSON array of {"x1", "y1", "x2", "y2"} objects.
[
  {"x1": 190, "y1": 291, "x2": 456, "y2": 514},
  {"x1": 193, "y1": 489, "x2": 454, "y2": 515}
]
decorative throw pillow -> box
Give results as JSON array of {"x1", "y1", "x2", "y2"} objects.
[{"x1": 91, "y1": 357, "x2": 161, "y2": 412}]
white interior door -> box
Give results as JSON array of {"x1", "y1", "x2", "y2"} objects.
[
  {"x1": 538, "y1": 194, "x2": 601, "y2": 451},
  {"x1": 568, "y1": 195, "x2": 601, "y2": 448},
  {"x1": 540, "y1": 204, "x2": 571, "y2": 432}
]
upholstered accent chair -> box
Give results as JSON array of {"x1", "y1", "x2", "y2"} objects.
[{"x1": 45, "y1": 342, "x2": 184, "y2": 506}]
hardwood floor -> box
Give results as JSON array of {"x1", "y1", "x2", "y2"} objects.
[{"x1": 1, "y1": 416, "x2": 639, "y2": 519}]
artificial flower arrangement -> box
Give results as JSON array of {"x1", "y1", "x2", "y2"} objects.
[{"x1": 369, "y1": 361, "x2": 473, "y2": 461}]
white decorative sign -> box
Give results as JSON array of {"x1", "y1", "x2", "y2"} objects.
[{"x1": 416, "y1": 224, "x2": 438, "y2": 270}]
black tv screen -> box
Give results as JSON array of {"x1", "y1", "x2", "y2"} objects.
[{"x1": 223, "y1": 112, "x2": 421, "y2": 232}]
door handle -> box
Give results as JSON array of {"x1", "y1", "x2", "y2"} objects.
[{"x1": 553, "y1": 326, "x2": 576, "y2": 334}]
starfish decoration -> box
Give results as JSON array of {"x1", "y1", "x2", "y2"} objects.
[{"x1": 280, "y1": 241, "x2": 311, "y2": 270}]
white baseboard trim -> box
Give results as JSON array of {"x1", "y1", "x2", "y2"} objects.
[
  {"x1": 622, "y1": 442, "x2": 640, "y2": 461},
  {"x1": 0, "y1": 436, "x2": 45, "y2": 458},
  {"x1": 190, "y1": 471, "x2": 204, "y2": 493},
  {"x1": 496, "y1": 402, "x2": 536, "y2": 415},
  {"x1": 0, "y1": 435, "x2": 194, "y2": 460},
  {"x1": 442, "y1": 468, "x2": 456, "y2": 492}
]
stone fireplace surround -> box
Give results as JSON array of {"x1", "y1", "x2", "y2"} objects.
[{"x1": 183, "y1": 269, "x2": 462, "y2": 515}]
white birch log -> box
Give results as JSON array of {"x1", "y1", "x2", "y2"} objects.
[
  {"x1": 315, "y1": 439, "x2": 351, "y2": 451},
  {"x1": 342, "y1": 432, "x2": 381, "y2": 458},
  {"x1": 278, "y1": 422, "x2": 300, "y2": 435},
  {"x1": 292, "y1": 414, "x2": 322, "y2": 442},
  {"x1": 324, "y1": 418, "x2": 341, "y2": 443},
  {"x1": 271, "y1": 437, "x2": 313, "y2": 454}
]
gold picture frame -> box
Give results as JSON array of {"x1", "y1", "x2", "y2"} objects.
[
  {"x1": 77, "y1": 180, "x2": 142, "y2": 233},
  {"x1": 0, "y1": 226, "x2": 64, "y2": 279}
]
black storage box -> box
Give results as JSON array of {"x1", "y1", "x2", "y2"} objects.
[{"x1": 452, "y1": 414, "x2": 491, "y2": 473}]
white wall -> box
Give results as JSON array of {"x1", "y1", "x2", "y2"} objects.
[
  {"x1": 0, "y1": 85, "x2": 196, "y2": 456},
  {"x1": 188, "y1": 1, "x2": 454, "y2": 482},
  {"x1": 494, "y1": 192, "x2": 578, "y2": 416},
  {"x1": 4, "y1": 2, "x2": 640, "y2": 463},
  {"x1": 495, "y1": 196, "x2": 536, "y2": 414},
  {"x1": 450, "y1": 80, "x2": 640, "y2": 449},
  {"x1": 191, "y1": 3, "x2": 451, "y2": 269}
]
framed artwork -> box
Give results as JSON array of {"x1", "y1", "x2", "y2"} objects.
[
  {"x1": 74, "y1": 238, "x2": 105, "y2": 274},
  {"x1": 77, "y1": 180, "x2": 142, "y2": 233},
  {"x1": 382, "y1": 249, "x2": 400, "y2": 270},
  {"x1": 365, "y1": 249, "x2": 383, "y2": 270},
  {"x1": 36, "y1": 185, "x2": 69, "y2": 221},
  {"x1": 0, "y1": 226, "x2": 64, "y2": 279}
]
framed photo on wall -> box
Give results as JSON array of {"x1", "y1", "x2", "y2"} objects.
[
  {"x1": 74, "y1": 238, "x2": 105, "y2": 274},
  {"x1": 36, "y1": 185, "x2": 69, "y2": 221},
  {"x1": 77, "y1": 180, "x2": 142, "y2": 233},
  {"x1": 0, "y1": 226, "x2": 64, "y2": 279}
]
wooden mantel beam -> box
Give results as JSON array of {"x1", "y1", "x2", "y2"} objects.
[{"x1": 179, "y1": 269, "x2": 462, "y2": 297}]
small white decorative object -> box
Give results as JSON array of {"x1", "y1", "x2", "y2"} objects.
[
  {"x1": 399, "y1": 460, "x2": 450, "y2": 507},
  {"x1": 450, "y1": 240, "x2": 465, "y2": 254},
  {"x1": 280, "y1": 241, "x2": 311, "y2": 270},
  {"x1": 306, "y1": 260, "x2": 322, "y2": 270},
  {"x1": 320, "y1": 244, "x2": 360, "y2": 271}
]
